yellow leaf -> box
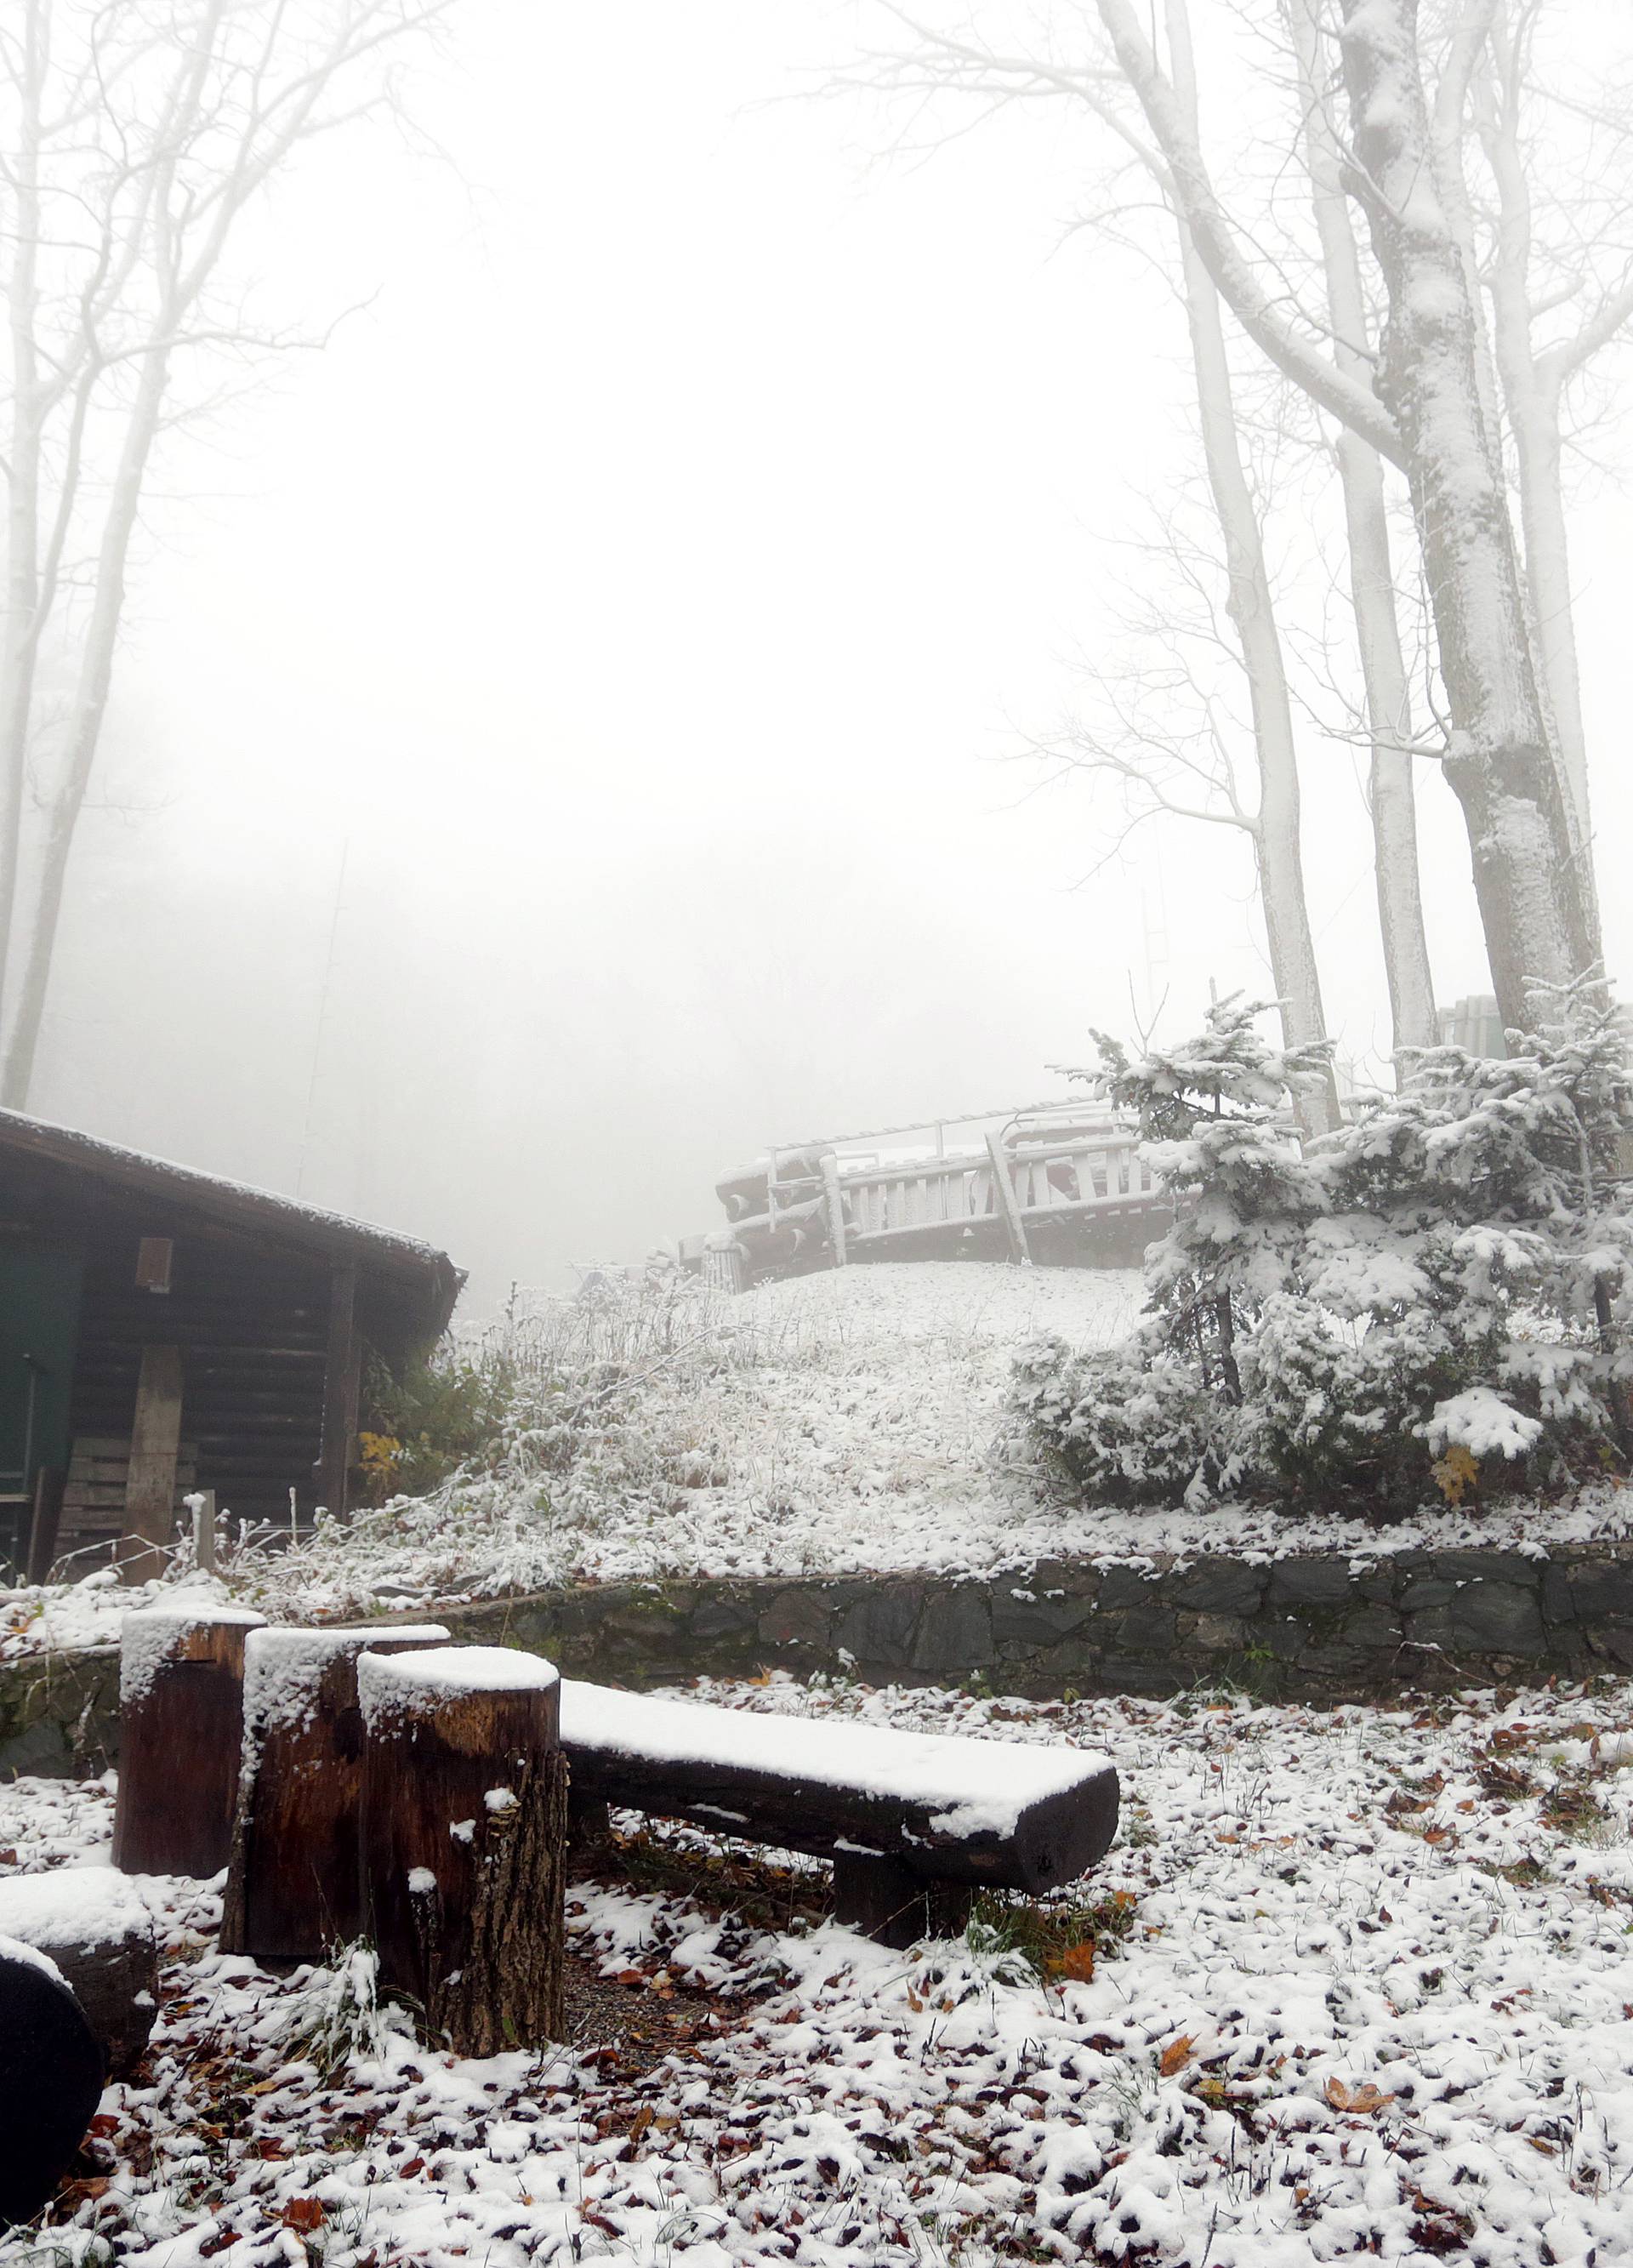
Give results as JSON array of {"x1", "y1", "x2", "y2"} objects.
[
  {"x1": 1159, "y1": 2035, "x2": 1195, "y2": 2077},
  {"x1": 1431, "y1": 1444, "x2": 1479, "y2": 1505}
]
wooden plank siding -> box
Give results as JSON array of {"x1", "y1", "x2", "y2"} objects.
[{"x1": 64, "y1": 1225, "x2": 329, "y2": 1551}]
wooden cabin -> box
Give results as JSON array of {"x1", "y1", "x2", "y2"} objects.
[{"x1": 0, "y1": 1110, "x2": 463, "y2": 1579}]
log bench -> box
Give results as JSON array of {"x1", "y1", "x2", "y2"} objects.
[{"x1": 558, "y1": 1682, "x2": 1120, "y2": 1947}]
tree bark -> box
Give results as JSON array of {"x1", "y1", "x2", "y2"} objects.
[
  {"x1": 358, "y1": 1646, "x2": 566, "y2": 2056},
  {"x1": 112, "y1": 1604, "x2": 266, "y2": 1878},
  {"x1": 1334, "y1": 0, "x2": 1598, "y2": 1033},
  {"x1": 1288, "y1": 0, "x2": 1438, "y2": 1054},
  {"x1": 1092, "y1": 0, "x2": 1602, "y2": 1035},
  {"x1": 1167, "y1": 0, "x2": 1338, "y2": 1130},
  {"x1": 220, "y1": 1621, "x2": 450, "y2": 1962}
]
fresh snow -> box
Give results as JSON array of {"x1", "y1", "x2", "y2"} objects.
[
  {"x1": 558, "y1": 1679, "x2": 1114, "y2": 1838},
  {"x1": 242, "y1": 1623, "x2": 450, "y2": 1741},
  {"x1": 0, "y1": 1864, "x2": 152, "y2": 1952},
  {"x1": 356, "y1": 1643, "x2": 561, "y2": 1718},
  {"x1": 7, "y1": 1671, "x2": 1633, "y2": 2266},
  {"x1": 117, "y1": 1602, "x2": 268, "y2": 1703},
  {"x1": 4, "y1": 1264, "x2": 1631, "y2": 1651}
]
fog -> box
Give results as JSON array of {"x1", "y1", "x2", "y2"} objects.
[{"x1": 16, "y1": 0, "x2": 1632, "y2": 1307}]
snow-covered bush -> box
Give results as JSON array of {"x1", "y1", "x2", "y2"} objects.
[{"x1": 1016, "y1": 984, "x2": 1633, "y2": 1515}]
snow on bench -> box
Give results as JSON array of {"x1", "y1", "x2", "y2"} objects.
[
  {"x1": 558, "y1": 1681, "x2": 1120, "y2": 1946},
  {"x1": 0, "y1": 1869, "x2": 159, "y2": 2078}
]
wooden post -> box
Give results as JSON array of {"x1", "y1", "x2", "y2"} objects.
[
  {"x1": 190, "y1": 1489, "x2": 217, "y2": 1574},
  {"x1": 315, "y1": 1262, "x2": 361, "y2": 1519},
  {"x1": 118, "y1": 1343, "x2": 184, "y2": 1582},
  {"x1": 831, "y1": 1852, "x2": 973, "y2": 1951},
  {"x1": 112, "y1": 1604, "x2": 266, "y2": 1878},
  {"x1": 358, "y1": 1645, "x2": 567, "y2": 2054},
  {"x1": 220, "y1": 1621, "x2": 449, "y2": 1960},
  {"x1": 984, "y1": 1131, "x2": 1033, "y2": 1266},
  {"x1": 24, "y1": 1465, "x2": 65, "y2": 1585},
  {"x1": 821, "y1": 1150, "x2": 848, "y2": 1266}
]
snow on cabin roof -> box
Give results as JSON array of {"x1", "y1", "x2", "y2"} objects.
[{"x1": 0, "y1": 1105, "x2": 464, "y2": 1333}]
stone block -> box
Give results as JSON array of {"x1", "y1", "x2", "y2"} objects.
[
  {"x1": 1449, "y1": 1580, "x2": 1546, "y2": 1655},
  {"x1": 1112, "y1": 1603, "x2": 1178, "y2": 1655},
  {"x1": 1191, "y1": 1613, "x2": 1247, "y2": 1652},
  {"x1": 1098, "y1": 1564, "x2": 1163, "y2": 1612},
  {"x1": 988, "y1": 1587, "x2": 1096, "y2": 1649},
  {"x1": 911, "y1": 1587, "x2": 996, "y2": 1674},
  {"x1": 1169, "y1": 1559, "x2": 1266, "y2": 1614},
  {"x1": 1266, "y1": 1558, "x2": 1355, "y2": 1607},
  {"x1": 836, "y1": 1584, "x2": 923, "y2": 1669},
  {"x1": 689, "y1": 1596, "x2": 759, "y2": 1641},
  {"x1": 1398, "y1": 1578, "x2": 1458, "y2": 1614},
  {"x1": 1431, "y1": 1550, "x2": 1539, "y2": 1587},
  {"x1": 758, "y1": 1589, "x2": 833, "y2": 1650}
]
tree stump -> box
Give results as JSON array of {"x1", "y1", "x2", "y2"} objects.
[
  {"x1": 112, "y1": 1604, "x2": 267, "y2": 1878},
  {"x1": 220, "y1": 1622, "x2": 449, "y2": 1960},
  {"x1": 0, "y1": 1940, "x2": 105, "y2": 2230},
  {"x1": 358, "y1": 1645, "x2": 567, "y2": 2055},
  {"x1": 0, "y1": 1873, "x2": 159, "y2": 2080}
]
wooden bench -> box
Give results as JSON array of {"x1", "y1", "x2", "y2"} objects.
[{"x1": 558, "y1": 1682, "x2": 1119, "y2": 1947}]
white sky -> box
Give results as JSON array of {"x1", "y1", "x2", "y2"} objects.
[{"x1": 27, "y1": 0, "x2": 1633, "y2": 1305}]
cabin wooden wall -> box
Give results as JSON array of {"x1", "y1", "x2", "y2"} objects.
[{"x1": 61, "y1": 1226, "x2": 331, "y2": 1556}]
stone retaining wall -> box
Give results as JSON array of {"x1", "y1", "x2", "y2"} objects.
[{"x1": 6, "y1": 1542, "x2": 1632, "y2": 1774}]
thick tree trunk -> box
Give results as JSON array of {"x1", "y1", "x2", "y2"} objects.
[
  {"x1": 1289, "y1": 0, "x2": 1439, "y2": 1057},
  {"x1": 358, "y1": 1646, "x2": 566, "y2": 2056},
  {"x1": 1167, "y1": 0, "x2": 1338, "y2": 1131},
  {"x1": 112, "y1": 1604, "x2": 266, "y2": 1878},
  {"x1": 1474, "y1": 24, "x2": 1593, "y2": 853},
  {"x1": 0, "y1": 1947, "x2": 105, "y2": 2231},
  {"x1": 221, "y1": 1622, "x2": 450, "y2": 1961},
  {"x1": 1336, "y1": 0, "x2": 1599, "y2": 1033}
]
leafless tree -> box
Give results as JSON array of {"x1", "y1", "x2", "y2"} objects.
[{"x1": 0, "y1": 0, "x2": 452, "y2": 1108}]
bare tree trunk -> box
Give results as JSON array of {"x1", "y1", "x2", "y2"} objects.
[
  {"x1": 1167, "y1": 0, "x2": 1337, "y2": 1131},
  {"x1": 1288, "y1": 0, "x2": 1437, "y2": 1055},
  {"x1": 1474, "y1": 14, "x2": 1593, "y2": 852},
  {"x1": 0, "y1": 0, "x2": 47, "y2": 1014},
  {"x1": 1093, "y1": 0, "x2": 1601, "y2": 1035},
  {"x1": 0, "y1": 336, "x2": 170, "y2": 1107},
  {"x1": 1334, "y1": 0, "x2": 1597, "y2": 1032}
]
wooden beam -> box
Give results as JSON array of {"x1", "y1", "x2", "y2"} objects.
[
  {"x1": 25, "y1": 1467, "x2": 65, "y2": 1586},
  {"x1": 118, "y1": 1344, "x2": 184, "y2": 1583},
  {"x1": 983, "y1": 1131, "x2": 1033, "y2": 1267},
  {"x1": 315, "y1": 1262, "x2": 360, "y2": 1518},
  {"x1": 821, "y1": 1150, "x2": 848, "y2": 1266}
]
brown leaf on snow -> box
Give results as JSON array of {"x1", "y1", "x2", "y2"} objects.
[
  {"x1": 1046, "y1": 1941, "x2": 1096, "y2": 1984},
  {"x1": 1325, "y1": 2078, "x2": 1395, "y2": 2116},
  {"x1": 1158, "y1": 2035, "x2": 1195, "y2": 2077},
  {"x1": 281, "y1": 2201, "x2": 327, "y2": 2234}
]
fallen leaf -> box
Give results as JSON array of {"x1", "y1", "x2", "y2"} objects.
[
  {"x1": 1159, "y1": 2035, "x2": 1195, "y2": 2077},
  {"x1": 1047, "y1": 1940, "x2": 1095, "y2": 1984},
  {"x1": 281, "y1": 2201, "x2": 327, "y2": 2235},
  {"x1": 1325, "y1": 2077, "x2": 1394, "y2": 2115}
]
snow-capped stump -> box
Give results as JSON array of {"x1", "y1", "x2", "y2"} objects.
[
  {"x1": 113, "y1": 1602, "x2": 267, "y2": 1877},
  {"x1": 0, "y1": 1872, "x2": 158, "y2": 2080},
  {"x1": 0, "y1": 1937, "x2": 105, "y2": 2229},
  {"x1": 558, "y1": 1681, "x2": 1120, "y2": 1948},
  {"x1": 220, "y1": 1621, "x2": 450, "y2": 1960},
  {"x1": 357, "y1": 1645, "x2": 567, "y2": 2054}
]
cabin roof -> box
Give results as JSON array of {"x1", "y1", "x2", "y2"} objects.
[{"x1": 0, "y1": 1107, "x2": 464, "y2": 1339}]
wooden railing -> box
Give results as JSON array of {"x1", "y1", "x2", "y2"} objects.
[{"x1": 841, "y1": 1128, "x2": 1162, "y2": 1255}]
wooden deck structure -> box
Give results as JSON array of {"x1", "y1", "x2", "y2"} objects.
[{"x1": 684, "y1": 1102, "x2": 1169, "y2": 1287}]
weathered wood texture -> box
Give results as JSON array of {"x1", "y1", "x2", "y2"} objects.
[
  {"x1": 359, "y1": 1650, "x2": 567, "y2": 2055},
  {"x1": 25, "y1": 1464, "x2": 65, "y2": 1584},
  {"x1": 117, "y1": 1343, "x2": 185, "y2": 1581},
  {"x1": 0, "y1": 1948, "x2": 105, "y2": 2229},
  {"x1": 562, "y1": 1703, "x2": 1119, "y2": 1899},
  {"x1": 112, "y1": 1605, "x2": 266, "y2": 1877},
  {"x1": 830, "y1": 1852, "x2": 974, "y2": 1951},
  {"x1": 315, "y1": 1262, "x2": 361, "y2": 1517},
  {"x1": 220, "y1": 1622, "x2": 449, "y2": 1960},
  {"x1": 6, "y1": 1920, "x2": 160, "y2": 2080}
]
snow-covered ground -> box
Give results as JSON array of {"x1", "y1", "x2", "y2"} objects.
[
  {"x1": 7, "y1": 1669, "x2": 1633, "y2": 2267},
  {"x1": 6, "y1": 1262, "x2": 1631, "y2": 1654}
]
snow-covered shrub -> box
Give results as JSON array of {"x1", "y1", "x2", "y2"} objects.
[
  {"x1": 1015, "y1": 983, "x2": 1633, "y2": 1515},
  {"x1": 1011, "y1": 1329, "x2": 1227, "y2": 1507}
]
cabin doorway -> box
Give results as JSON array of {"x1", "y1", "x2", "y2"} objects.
[{"x1": 0, "y1": 1236, "x2": 83, "y2": 1572}]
